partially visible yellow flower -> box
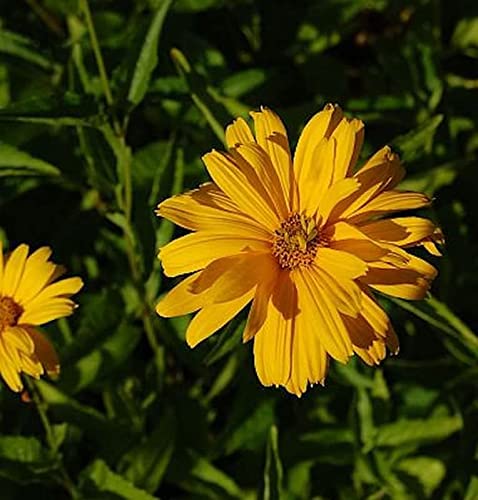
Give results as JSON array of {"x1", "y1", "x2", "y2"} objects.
[
  {"x1": 0, "y1": 243, "x2": 83, "y2": 392},
  {"x1": 155, "y1": 104, "x2": 443, "y2": 396}
]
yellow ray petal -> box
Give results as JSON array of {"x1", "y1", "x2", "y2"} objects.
[
  {"x1": 159, "y1": 231, "x2": 270, "y2": 277},
  {"x1": 25, "y1": 327, "x2": 60, "y2": 375},
  {"x1": 294, "y1": 103, "x2": 343, "y2": 183},
  {"x1": 250, "y1": 107, "x2": 296, "y2": 210},
  {"x1": 1, "y1": 244, "x2": 29, "y2": 297},
  {"x1": 191, "y1": 252, "x2": 277, "y2": 304},
  {"x1": 225, "y1": 117, "x2": 255, "y2": 148},
  {"x1": 202, "y1": 150, "x2": 280, "y2": 230},
  {"x1": 0, "y1": 339, "x2": 23, "y2": 392},
  {"x1": 157, "y1": 183, "x2": 271, "y2": 239},
  {"x1": 330, "y1": 146, "x2": 405, "y2": 221},
  {"x1": 19, "y1": 298, "x2": 75, "y2": 325},
  {"x1": 23, "y1": 277, "x2": 83, "y2": 312},
  {"x1": 285, "y1": 312, "x2": 329, "y2": 397},
  {"x1": 0, "y1": 240, "x2": 4, "y2": 291},
  {"x1": 326, "y1": 221, "x2": 391, "y2": 261},
  {"x1": 315, "y1": 247, "x2": 368, "y2": 280},
  {"x1": 299, "y1": 136, "x2": 337, "y2": 216},
  {"x1": 19, "y1": 351, "x2": 43, "y2": 378},
  {"x1": 253, "y1": 271, "x2": 297, "y2": 386},
  {"x1": 330, "y1": 117, "x2": 364, "y2": 183},
  {"x1": 358, "y1": 217, "x2": 437, "y2": 248},
  {"x1": 2, "y1": 326, "x2": 34, "y2": 355},
  {"x1": 185, "y1": 289, "x2": 254, "y2": 348},
  {"x1": 13, "y1": 247, "x2": 56, "y2": 305},
  {"x1": 316, "y1": 178, "x2": 360, "y2": 226},
  {"x1": 231, "y1": 143, "x2": 289, "y2": 219},
  {"x1": 156, "y1": 272, "x2": 205, "y2": 317},
  {"x1": 311, "y1": 264, "x2": 362, "y2": 317},
  {"x1": 293, "y1": 268, "x2": 353, "y2": 363},
  {"x1": 348, "y1": 190, "x2": 431, "y2": 224},
  {"x1": 243, "y1": 264, "x2": 279, "y2": 342}
]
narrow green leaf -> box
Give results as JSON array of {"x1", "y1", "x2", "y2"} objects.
[
  {"x1": 371, "y1": 414, "x2": 462, "y2": 448},
  {"x1": 0, "y1": 30, "x2": 56, "y2": 70},
  {"x1": 263, "y1": 425, "x2": 283, "y2": 500},
  {"x1": 0, "y1": 143, "x2": 60, "y2": 177},
  {"x1": 121, "y1": 408, "x2": 176, "y2": 493},
  {"x1": 127, "y1": 0, "x2": 173, "y2": 105},
  {"x1": 80, "y1": 459, "x2": 158, "y2": 500},
  {"x1": 0, "y1": 93, "x2": 101, "y2": 127},
  {"x1": 392, "y1": 115, "x2": 443, "y2": 163},
  {"x1": 396, "y1": 456, "x2": 446, "y2": 497},
  {"x1": 465, "y1": 476, "x2": 478, "y2": 500},
  {"x1": 170, "y1": 47, "x2": 228, "y2": 145}
]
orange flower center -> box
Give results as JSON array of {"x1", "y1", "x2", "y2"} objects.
[
  {"x1": 0, "y1": 296, "x2": 23, "y2": 330},
  {"x1": 272, "y1": 213, "x2": 320, "y2": 270}
]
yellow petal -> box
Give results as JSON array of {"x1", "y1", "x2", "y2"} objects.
[
  {"x1": 330, "y1": 117, "x2": 364, "y2": 183},
  {"x1": 156, "y1": 272, "x2": 205, "y2": 317},
  {"x1": 231, "y1": 143, "x2": 289, "y2": 219},
  {"x1": 348, "y1": 190, "x2": 431, "y2": 224},
  {"x1": 22, "y1": 277, "x2": 83, "y2": 312},
  {"x1": 202, "y1": 150, "x2": 280, "y2": 230},
  {"x1": 157, "y1": 183, "x2": 270, "y2": 239},
  {"x1": 253, "y1": 271, "x2": 297, "y2": 386},
  {"x1": 159, "y1": 231, "x2": 270, "y2": 277},
  {"x1": 299, "y1": 136, "x2": 337, "y2": 216},
  {"x1": 0, "y1": 338, "x2": 23, "y2": 392},
  {"x1": 358, "y1": 217, "x2": 437, "y2": 248},
  {"x1": 191, "y1": 252, "x2": 277, "y2": 304},
  {"x1": 285, "y1": 305, "x2": 329, "y2": 396},
  {"x1": 317, "y1": 178, "x2": 360, "y2": 226},
  {"x1": 1, "y1": 244, "x2": 29, "y2": 297},
  {"x1": 0, "y1": 240, "x2": 4, "y2": 291},
  {"x1": 250, "y1": 107, "x2": 296, "y2": 210},
  {"x1": 312, "y1": 264, "x2": 362, "y2": 317},
  {"x1": 294, "y1": 103, "x2": 343, "y2": 184},
  {"x1": 315, "y1": 247, "x2": 368, "y2": 280},
  {"x1": 13, "y1": 247, "x2": 56, "y2": 305},
  {"x1": 25, "y1": 327, "x2": 60, "y2": 375},
  {"x1": 2, "y1": 326, "x2": 34, "y2": 355},
  {"x1": 19, "y1": 351, "x2": 43, "y2": 378},
  {"x1": 19, "y1": 298, "x2": 75, "y2": 325},
  {"x1": 185, "y1": 289, "x2": 254, "y2": 348},
  {"x1": 225, "y1": 117, "x2": 255, "y2": 148},
  {"x1": 330, "y1": 146, "x2": 405, "y2": 221},
  {"x1": 293, "y1": 268, "x2": 353, "y2": 363},
  {"x1": 326, "y1": 221, "x2": 391, "y2": 261},
  {"x1": 243, "y1": 264, "x2": 279, "y2": 342}
]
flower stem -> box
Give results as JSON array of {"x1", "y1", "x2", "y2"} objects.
[
  {"x1": 26, "y1": 379, "x2": 79, "y2": 499},
  {"x1": 80, "y1": 0, "x2": 114, "y2": 107}
]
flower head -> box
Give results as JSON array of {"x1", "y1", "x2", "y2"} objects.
[
  {"x1": 0, "y1": 243, "x2": 83, "y2": 392},
  {"x1": 156, "y1": 104, "x2": 443, "y2": 396}
]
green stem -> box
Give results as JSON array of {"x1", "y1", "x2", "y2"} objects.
[
  {"x1": 26, "y1": 379, "x2": 79, "y2": 499},
  {"x1": 80, "y1": 0, "x2": 114, "y2": 107}
]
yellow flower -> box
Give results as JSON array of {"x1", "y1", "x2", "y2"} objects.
[
  {"x1": 0, "y1": 243, "x2": 83, "y2": 392},
  {"x1": 156, "y1": 104, "x2": 443, "y2": 396}
]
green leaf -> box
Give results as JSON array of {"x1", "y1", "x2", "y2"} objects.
[
  {"x1": 370, "y1": 414, "x2": 462, "y2": 449},
  {"x1": 204, "y1": 318, "x2": 245, "y2": 366},
  {"x1": 0, "y1": 143, "x2": 60, "y2": 176},
  {"x1": 0, "y1": 30, "x2": 57, "y2": 70},
  {"x1": 465, "y1": 476, "x2": 478, "y2": 500},
  {"x1": 0, "y1": 93, "x2": 102, "y2": 127},
  {"x1": 127, "y1": 0, "x2": 173, "y2": 106},
  {"x1": 392, "y1": 115, "x2": 443, "y2": 163},
  {"x1": 263, "y1": 425, "x2": 283, "y2": 500},
  {"x1": 395, "y1": 456, "x2": 446, "y2": 497},
  {"x1": 60, "y1": 320, "x2": 142, "y2": 393},
  {"x1": 80, "y1": 459, "x2": 158, "y2": 500},
  {"x1": 452, "y1": 17, "x2": 478, "y2": 52},
  {"x1": 170, "y1": 48, "x2": 229, "y2": 145},
  {"x1": 120, "y1": 408, "x2": 176, "y2": 492}
]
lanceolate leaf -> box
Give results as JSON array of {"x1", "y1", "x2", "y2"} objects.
[{"x1": 0, "y1": 143, "x2": 60, "y2": 176}]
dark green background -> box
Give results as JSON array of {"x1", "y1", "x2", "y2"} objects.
[{"x1": 0, "y1": 0, "x2": 477, "y2": 498}]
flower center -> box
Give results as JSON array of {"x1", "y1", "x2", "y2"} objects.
[
  {"x1": 0, "y1": 296, "x2": 23, "y2": 330},
  {"x1": 272, "y1": 213, "x2": 320, "y2": 270}
]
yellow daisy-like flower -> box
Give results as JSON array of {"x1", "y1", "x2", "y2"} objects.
[
  {"x1": 0, "y1": 243, "x2": 83, "y2": 392},
  {"x1": 156, "y1": 104, "x2": 443, "y2": 396}
]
